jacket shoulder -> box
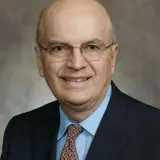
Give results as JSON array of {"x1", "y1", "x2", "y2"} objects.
[
  {"x1": 1, "y1": 101, "x2": 59, "y2": 159},
  {"x1": 120, "y1": 91, "x2": 160, "y2": 134},
  {"x1": 3, "y1": 100, "x2": 59, "y2": 138},
  {"x1": 12, "y1": 100, "x2": 59, "y2": 123},
  {"x1": 121, "y1": 91, "x2": 160, "y2": 115}
]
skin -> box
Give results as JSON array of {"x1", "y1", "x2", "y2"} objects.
[{"x1": 35, "y1": 0, "x2": 118, "y2": 122}]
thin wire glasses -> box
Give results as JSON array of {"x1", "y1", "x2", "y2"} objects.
[{"x1": 37, "y1": 39, "x2": 114, "y2": 62}]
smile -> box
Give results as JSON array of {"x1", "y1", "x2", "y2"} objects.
[
  {"x1": 60, "y1": 76, "x2": 91, "y2": 87},
  {"x1": 63, "y1": 78, "x2": 89, "y2": 82}
]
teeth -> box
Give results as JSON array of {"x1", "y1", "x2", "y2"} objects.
[{"x1": 65, "y1": 78, "x2": 87, "y2": 82}]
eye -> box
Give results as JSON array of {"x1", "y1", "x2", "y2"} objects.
[
  {"x1": 49, "y1": 45, "x2": 69, "y2": 54},
  {"x1": 52, "y1": 46, "x2": 65, "y2": 52},
  {"x1": 85, "y1": 45, "x2": 100, "y2": 51}
]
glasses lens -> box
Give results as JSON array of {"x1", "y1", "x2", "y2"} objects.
[
  {"x1": 48, "y1": 44, "x2": 70, "y2": 61},
  {"x1": 82, "y1": 43, "x2": 106, "y2": 61}
]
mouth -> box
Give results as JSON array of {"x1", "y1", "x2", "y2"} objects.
[
  {"x1": 60, "y1": 76, "x2": 92, "y2": 86},
  {"x1": 62, "y1": 77, "x2": 90, "y2": 82}
]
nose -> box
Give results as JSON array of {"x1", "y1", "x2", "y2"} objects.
[{"x1": 65, "y1": 47, "x2": 87, "y2": 71}]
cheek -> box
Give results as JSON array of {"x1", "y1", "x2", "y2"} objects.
[
  {"x1": 42, "y1": 57, "x2": 62, "y2": 80},
  {"x1": 92, "y1": 58, "x2": 112, "y2": 79}
]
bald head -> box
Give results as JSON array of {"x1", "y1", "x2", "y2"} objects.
[
  {"x1": 36, "y1": 0, "x2": 116, "y2": 44},
  {"x1": 35, "y1": 0, "x2": 118, "y2": 119}
]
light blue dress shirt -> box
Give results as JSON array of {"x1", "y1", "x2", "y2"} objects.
[{"x1": 56, "y1": 84, "x2": 112, "y2": 160}]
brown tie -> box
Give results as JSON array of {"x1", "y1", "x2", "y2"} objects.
[{"x1": 60, "y1": 124, "x2": 83, "y2": 160}]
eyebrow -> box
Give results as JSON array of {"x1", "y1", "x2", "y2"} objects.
[
  {"x1": 82, "y1": 39, "x2": 104, "y2": 45},
  {"x1": 47, "y1": 38, "x2": 104, "y2": 46}
]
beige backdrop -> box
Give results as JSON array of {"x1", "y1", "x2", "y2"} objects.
[{"x1": 0, "y1": 0, "x2": 160, "y2": 154}]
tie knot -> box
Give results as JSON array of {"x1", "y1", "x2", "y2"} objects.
[{"x1": 67, "y1": 124, "x2": 83, "y2": 138}]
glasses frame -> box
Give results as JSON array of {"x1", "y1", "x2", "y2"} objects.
[{"x1": 37, "y1": 40, "x2": 115, "y2": 61}]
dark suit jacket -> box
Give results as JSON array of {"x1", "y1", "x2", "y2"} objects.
[{"x1": 1, "y1": 81, "x2": 160, "y2": 160}]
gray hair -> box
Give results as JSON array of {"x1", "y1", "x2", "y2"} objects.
[{"x1": 36, "y1": 7, "x2": 47, "y2": 43}]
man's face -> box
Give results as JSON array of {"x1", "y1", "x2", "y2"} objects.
[{"x1": 36, "y1": 7, "x2": 118, "y2": 112}]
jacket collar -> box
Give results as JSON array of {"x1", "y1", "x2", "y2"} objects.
[{"x1": 85, "y1": 81, "x2": 129, "y2": 160}]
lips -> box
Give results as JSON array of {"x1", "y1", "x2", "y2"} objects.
[{"x1": 60, "y1": 76, "x2": 91, "y2": 83}]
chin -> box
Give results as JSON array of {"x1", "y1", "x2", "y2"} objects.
[{"x1": 60, "y1": 92, "x2": 93, "y2": 107}]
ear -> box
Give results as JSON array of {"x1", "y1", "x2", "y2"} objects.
[
  {"x1": 110, "y1": 44, "x2": 118, "y2": 74},
  {"x1": 35, "y1": 45, "x2": 44, "y2": 77}
]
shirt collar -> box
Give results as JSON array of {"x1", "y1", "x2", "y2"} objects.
[
  {"x1": 57, "y1": 106, "x2": 73, "y2": 141},
  {"x1": 57, "y1": 84, "x2": 112, "y2": 141}
]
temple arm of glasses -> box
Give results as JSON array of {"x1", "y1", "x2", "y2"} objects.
[
  {"x1": 105, "y1": 42, "x2": 115, "y2": 49},
  {"x1": 37, "y1": 41, "x2": 48, "y2": 51}
]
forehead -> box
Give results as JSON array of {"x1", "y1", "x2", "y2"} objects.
[{"x1": 42, "y1": 6, "x2": 111, "y2": 44}]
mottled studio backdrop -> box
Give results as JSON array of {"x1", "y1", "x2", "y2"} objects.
[{"x1": 0, "y1": 0, "x2": 160, "y2": 154}]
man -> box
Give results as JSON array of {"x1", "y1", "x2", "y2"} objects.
[{"x1": 1, "y1": 0, "x2": 160, "y2": 160}]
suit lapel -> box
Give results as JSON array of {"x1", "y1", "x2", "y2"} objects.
[
  {"x1": 86, "y1": 81, "x2": 129, "y2": 160},
  {"x1": 32, "y1": 101, "x2": 60, "y2": 160}
]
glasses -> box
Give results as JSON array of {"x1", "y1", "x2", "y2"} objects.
[{"x1": 37, "y1": 40, "x2": 114, "y2": 62}]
